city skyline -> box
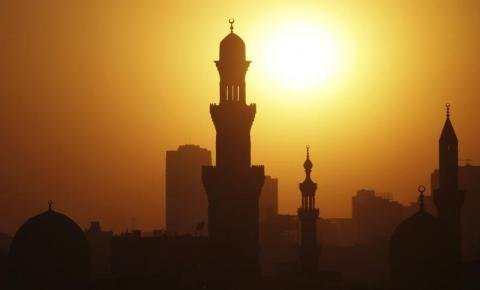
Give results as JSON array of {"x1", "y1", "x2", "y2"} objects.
[
  {"x1": 1, "y1": 1, "x2": 480, "y2": 235},
  {"x1": 1, "y1": 9, "x2": 479, "y2": 288}
]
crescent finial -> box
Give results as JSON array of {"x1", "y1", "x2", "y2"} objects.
[{"x1": 229, "y1": 18, "x2": 235, "y2": 33}]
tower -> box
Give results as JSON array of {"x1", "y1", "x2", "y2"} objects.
[
  {"x1": 202, "y1": 20, "x2": 265, "y2": 278},
  {"x1": 297, "y1": 146, "x2": 320, "y2": 274},
  {"x1": 433, "y1": 103, "x2": 464, "y2": 286},
  {"x1": 166, "y1": 145, "x2": 211, "y2": 234}
]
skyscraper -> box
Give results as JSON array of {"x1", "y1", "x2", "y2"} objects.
[
  {"x1": 297, "y1": 147, "x2": 320, "y2": 274},
  {"x1": 202, "y1": 20, "x2": 265, "y2": 278},
  {"x1": 352, "y1": 189, "x2": 406, "y2": 244},
  {"x1": 166, "y1": 145, "x2": 211, "y2": 234},
  {"x1": 259, "y1": 176, "x2": 279, "y2": 223}
]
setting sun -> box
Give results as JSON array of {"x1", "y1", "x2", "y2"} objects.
[{"x1": 260, "y1": 21, "x2": 340, "y2": 90}]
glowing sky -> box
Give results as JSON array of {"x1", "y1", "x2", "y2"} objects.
[{"x1": 1, "y1": 0, "x2": 480, "y2": 234}]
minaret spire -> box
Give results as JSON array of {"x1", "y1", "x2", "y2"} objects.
[
  {"x1": 433, "y1": 103, "x2": 464, "y2": 288},
  {"x1": 417, "y1": 185, "x2": 425, "y2": 211},
  {"x1": 297, "y1": 146, "x2": 320, "y2": 274},
  {"x1": 304, "y1": 145, "x2": 312, "y2": 178}
]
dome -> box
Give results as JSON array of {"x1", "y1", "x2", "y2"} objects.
[
  {"x1": 219, "y1": 32, "x2": 246, "y2": 62},
  {"x1": 8, "y1": 206, "x2": 90, "y2": 290},
  {"x1": 389, "y1": 210, "x2": 448, "y2": 290},
  {"x1": 390, "y1": 210, "x2": 441, "y2": 256}
]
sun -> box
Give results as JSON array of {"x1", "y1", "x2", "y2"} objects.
[{"x1": 260, "y1": 21, "x2": 340, "y2": 91}]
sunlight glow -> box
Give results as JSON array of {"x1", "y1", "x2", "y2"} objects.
[{"x1": 260, "y1": 22, "x2": 340, "y2": 91}]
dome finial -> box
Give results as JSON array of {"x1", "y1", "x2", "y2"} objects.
[
  {"x1": 417, "y1": 185, "x2": 426, "y2": 211},
  {"x1": 446, "y1": 103, "x2": 451, "y2": 119},
  {"x1": 229, "y1": 18, "x2": 235, "y2": 33},
  {"x1": 303, "y1": 145, "x2": 313, "y2": 172},
  {"x1": 48, "y1": 200, "x2": 53, "y2": 211}
]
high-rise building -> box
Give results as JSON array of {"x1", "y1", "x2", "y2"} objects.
[
  {"x1": 297, "y1": 147, "x2": 320, "y2": 274},
  {"x1": 352, "y1": 189, "x2": 406, "y2": 244},
  {"x1": 202, "y1": 20, "x2": 265, "y2": 278},
  {"x1": 259, "y1": 176, "x2": 278, "y2": 223},
  {"x1": 166, "y1": 145, "x2": 211, "y2": 234},
  {"x1": 431, "y1": 164, "x2": 480, "y2": 261}
]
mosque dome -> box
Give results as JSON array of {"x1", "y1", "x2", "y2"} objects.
[
  {"x1": 389, "y1": 195, "x2": 448, "y2": 290},
  {"x1": 219, "y1": 21, "x2": 246, "y2": 62},
  {"x1": 8, "y1": 203, "x2": 90, "y2": 290},
  {"x1": 390, "y1": 210, "x2": 442, "y2": 258}
]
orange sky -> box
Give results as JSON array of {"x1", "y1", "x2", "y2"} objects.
[{"x1": 1, "y1": 0, "x2": 480, "y2": 234}]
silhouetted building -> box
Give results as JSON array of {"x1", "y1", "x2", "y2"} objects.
[
  {"x1": 297, "y1": 147, "x2": 320, "y2": 274},
  {"x1": 166, "y1": 145, "x2": 211, "y2": 234},
  {"x1": 390, "y1": 104, "x2": 464, "y2": 290},
  {"x1": 202, "y1": 20, "x2": 265, "y2": 279},
  {"x1": 352, "y1": 189, "x2": 405, "y2": 244},
  {"x1": 85, "y1": 221, "x2": 113, "y2": 277},
  {"x1": 433, "y1": 104, "x2": 464, "y2": 288},
  {"x1": 0, "y1": 233, "x2": 11, "y2": 290},
  {"x1": 390, "y1": 187, "x2": 449, "y2": 290},
  {"x1": 464, "y1": 259, "x2": 480, "y2": 290},
  {"x1": 259, "y1": 176, "x2": 278, "y2": 223},
  {"x1": 8, "y1": 202, "x2": 90, "y2": 290},
  {"x1": 431, "y1": 164, "x2": 480, "y2": 261},
  {"x1": 259, "y1": 214, "x2": 298, "y2": 275},
  {"x1": 317, "y1": 218, "x2": 355, "y2": 248},
  {"x1": 111, "y1": 231, "x2": 211, "y2": 290},
  {"x1": 258, "y1": 176, "x2": 282, "y2": 275},
  {"x1": 0, "y1": 233, "x2": 11, "y2": 256}
]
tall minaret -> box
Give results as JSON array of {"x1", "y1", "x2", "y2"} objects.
[
  {"x1": 297, "y1": 146, "x2": 320, "y2": 274},
  {"x1": 202, "y1": 20, "x2": 265, "y2": 278},
  {"x1": 433, "y1": 103, "x2": 464, "y2": 286}
]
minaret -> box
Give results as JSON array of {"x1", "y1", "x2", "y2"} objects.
[
  {"x1": 433, "y1": 103, "x2": 464, "y2": 286},
  {"x1": 202, "y1": 20, "x2": 265, "y2": 278},
  {"x1": 297, "y1": 146, "x2": 320, "y2": 274}
]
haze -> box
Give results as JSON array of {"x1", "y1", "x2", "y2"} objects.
[{"x1": 1, "y1": 0, "x2": 480, "y2": 234}]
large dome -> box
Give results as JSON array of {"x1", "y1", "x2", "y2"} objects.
[
  {"x1": 219, "y1": 32, "x2": 246, "y2": 62},
  {"x1": 389, "y1": 210, "x2": 448, "y2": 290},
  {"x1": 8, "y1": 206, "x2": 90, "y2": 290}
]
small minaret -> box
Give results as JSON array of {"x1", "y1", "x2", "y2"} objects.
[
  {"x1": 433, "y1": 103, "x2": 464, "y2": 286},
  {"x1": 297, "y1": 146, "x2": 320, "y2": 274}
]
